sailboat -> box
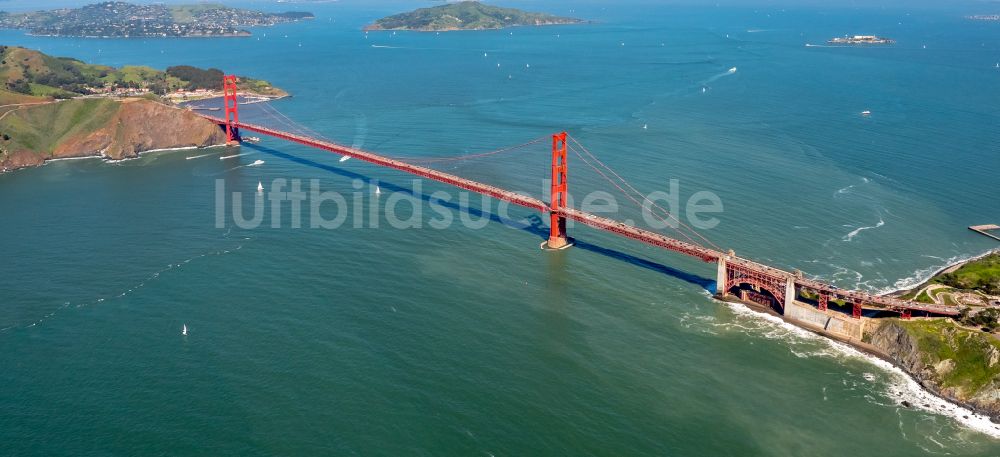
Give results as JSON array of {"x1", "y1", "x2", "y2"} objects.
[
  {"x1": 375, "y1": 185, "x2": 382, "y2": 196},
  {"x1": 257, "y1": 181, "x2": 264, "y2": 193},
  {"x1": 182, "y1": 324, "x2": 188, "y2": 336}
]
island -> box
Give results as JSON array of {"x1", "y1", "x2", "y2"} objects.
[
  {"x1": 827, "y1": 35, "x2": 895, "y2": 45},
  {"x1": 0, "y1": 45, "x2": 281, "y2": 172},
  {"x1": 0, "y1": 2, "x2": 314, "y2": 38},
  {"x1": 967, "y1": 15, "x2": 1000, "y2": 21},
  {"x1": 363, "y1": 1, "x2": 584, "y2": 32}
]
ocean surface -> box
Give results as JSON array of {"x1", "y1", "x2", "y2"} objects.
[{"x1": 2, "y1": 1, "x2": 999, "y2": 455}]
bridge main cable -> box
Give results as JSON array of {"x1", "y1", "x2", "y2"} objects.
[{"x1": 206, "y1": 117, "x2": 550, "y2": 213}]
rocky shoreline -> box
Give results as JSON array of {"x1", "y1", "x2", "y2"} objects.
[
  {"x1": 0, "y1": 98, "x2": 227, "y2": 174},
  {"x1": 717, "y1": 250, "x2": 1000, "y2": 428}
]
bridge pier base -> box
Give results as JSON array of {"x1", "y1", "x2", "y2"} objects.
[
  {"x1": 716, "y1": 256, "x2": 728, "y2": 297},
  {"x1": 784, "y1": 277, "x2": 796, "y2": 315}
]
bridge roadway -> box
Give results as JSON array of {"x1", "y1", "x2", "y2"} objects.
[{"x1": 205, "y1": 116, "x2": 960, "y2": 317}]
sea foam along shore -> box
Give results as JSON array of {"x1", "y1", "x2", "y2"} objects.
[
  {"x1": 2, "y1": 144, "x2": 224, "y2": 173},
  {"x1": 882, "y1": 248, "x2": 1000, "y2": 298},
  {"x1": 721, "y1": 301, "x2": 1000, "y2": 438}
]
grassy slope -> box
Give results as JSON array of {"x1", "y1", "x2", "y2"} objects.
[
  {"x1": 0, "y1": 89, "x2": 48, "y2": 105},
  {"x1": 897, "y1": 319, "x2": 1000, "y2": 393},
  {"x1": 0, "y1": 98, "x2": 119, "y2": 155},
  {"x1": 939, "y1": 253, "x2": 1000, "y2": 295}
]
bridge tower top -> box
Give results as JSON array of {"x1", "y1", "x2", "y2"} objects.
[{"x1": 223, "y1": 75, "x2": 240, "y2": 145}]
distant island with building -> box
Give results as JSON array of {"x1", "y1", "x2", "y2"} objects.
[
  {"x1": 828, "y1": 35, "x2": 895, "y2": 45},
  {"x1": 0, "y1": 2, "x2": 314, "y2": 38},
  {"x1": 0, "y1": 45, "x2": 282, "y2": 173},
  {"x1": 364, "y1": 1, "x2": 584, "y2": 32}
]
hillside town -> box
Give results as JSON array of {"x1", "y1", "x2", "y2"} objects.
[{"x1": 0, "y1": 2, "x2": 313, "y2": 37}]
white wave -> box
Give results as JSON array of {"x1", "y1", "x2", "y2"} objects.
[
  {"x1": 44, "y1": 156, "x2": 100, "y2": 163},
  {"x1": 843, "y1": 217, "x2": 885, "y2": 242},
  {"x1": 371, "y1": 45, "x2": 401, "y2": 49},
  {"x1": 835, "y1": 184, "x2": 856, "y2": 195},
  {"x1": 720, "y1": 301, "x2": 1000, "y2": 438},
  {"x1": 186, "y1": 152, "x2": 218, "y2": 160}
]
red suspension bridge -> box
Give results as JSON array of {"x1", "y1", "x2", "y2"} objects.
[{"x1": 199, "y1": 77, "x2": 959, "y2": 321}]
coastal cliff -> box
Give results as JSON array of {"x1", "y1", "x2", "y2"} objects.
[
  {"x1": 0, "y1": 98, "x2": 225, "y2": 172},
  {"x1": 868, "y1": 320, "x2": 1000, "y2": 420}
]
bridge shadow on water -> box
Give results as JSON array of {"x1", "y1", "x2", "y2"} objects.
[{"x1": 247, "y1": 144, "x2": 716, "y2": 292}]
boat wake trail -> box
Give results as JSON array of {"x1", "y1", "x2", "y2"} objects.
[
  {"x1": 221, "y1": 160, "x2": 265, "y2": 173},
  {"x1": 6, "y1": 231, "x2": 254, "y2": 333},
  {"x1": 702, "y1": 67, "x2": 738, "y2": 86},
  {"x1": 186, "y1": 152, "x2": 219, "y2": 160},
  {"x1": 220, "y1": 152, "x2": 254, "y2": 160},
  {"x1": 351, "y1": 114, "x2": 368, "y2": 150}
]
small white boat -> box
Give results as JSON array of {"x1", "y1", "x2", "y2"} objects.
[
  {"x1": 339, "y1": 156, "x2": 350, "y2": 162},
  {"x1": 257, "y1": 181, "x2": 264, "y2": 193},
  {"x1": 995, "y1": 62, "x2": 999, "y2": 69},
  {"x1": 728, "y1": 67, "x2": 737, "y2": 73},
  {"x1": 861, "y1": 110, "x2": 872, "y2": 116},
  {"x1": 642, "y1": 124, "x2": 648, "y2": 130},
  {"x1": 702, "y1": 86, "x2": 707, "y2": 93},
  {"x1": 375, "y1": 185, "x2": 382, "y2": 196},
  {"x1": 182, "y1": 324, "x2": 188, "y2": 336}
]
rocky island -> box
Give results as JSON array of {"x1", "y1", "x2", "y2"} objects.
[
  {"x1": 0, "y1": 46, "x2": 280, "y2": 172},
  {"x1": 0, "y1": 2, "x2": 314, "y2": 38},
  {"x1": 363, "y1": 1, "x2": 584, "y2": 32}
]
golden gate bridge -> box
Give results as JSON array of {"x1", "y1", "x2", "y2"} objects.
[{"x1": 202, "y1": 75, "x2": 959, "y2": 321}]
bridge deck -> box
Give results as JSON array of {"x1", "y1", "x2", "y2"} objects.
[{"x1": 205, "y1": 116, "x2": 960, "y2": 317}]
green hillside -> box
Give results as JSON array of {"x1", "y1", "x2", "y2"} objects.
[
  {"x1": 365, "y1": 1, "x2": 583, "y2": 32},
  {"x1": 0, "y1": 45, "x2": 283, "y2": 99}
]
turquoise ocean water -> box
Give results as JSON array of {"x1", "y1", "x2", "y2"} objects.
[{"x1": 1, "y1": 1, "x2": 999, "y2": 455}]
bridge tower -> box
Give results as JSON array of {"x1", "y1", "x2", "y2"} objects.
[
  {"x1": 223, "y1": 75, "x2": 240, "y2": 145},
  {"x1": 546, "y1": 132, "x2": 571, "y2": 250}
]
